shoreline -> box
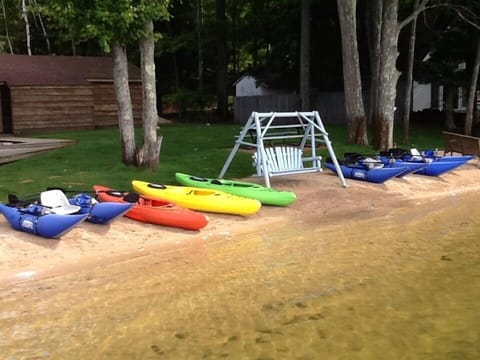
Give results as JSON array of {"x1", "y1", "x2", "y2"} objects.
[{"x1": 1, "y1": 159, "x2": 480, "y2": 288}]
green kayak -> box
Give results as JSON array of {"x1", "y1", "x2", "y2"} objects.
[{"x1": 174, "y1": 172, "x2": 297, "y2": 206}]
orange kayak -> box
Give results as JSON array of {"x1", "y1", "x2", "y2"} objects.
[{"x1": 93, "y1": 185, "x2": 208, "y2": 231}]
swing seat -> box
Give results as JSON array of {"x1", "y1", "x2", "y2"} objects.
[{"x1": 252, "y1": 146, "x2": 322, "y2": 177}]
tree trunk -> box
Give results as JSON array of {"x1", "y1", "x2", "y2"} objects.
[
  {"x1": 112, "y1": 42, "x2": 137, "y2": 165},
  {"x1": 71, "y1": 39, "x2": 76, "y2": 55},
  {"x1": 216, "y1": 0, "x2": 228, "y2": 120},
  {"x1": 1, "y1": 0, "x2": 13, "y2": 53},
  {"x1": 444, "y1": 85, "x2": 456, "y2": 130},
  {"x1": 166, "y1": 22, "x2": 179, "y2": 91},
  {"x1": 366, "y1": 0, "x2": 383, "y2": 127},
  {"x1": 402, "y1": 0, "x2": 419, "y2": 145},
  {"x1": 370, "y1": 0, "x2": 430, "y2": 150},
  {"x1": 464, "y1": 36, "x2": 480, "y2": 135},
  {"x1": 371, "y1": 0, "x2": 400, "y2": 150},
  {"x1": 300, "y1": 0, "x2": 311, "y2": 111},
  {"x1": 337, "y1": 0, "x2": 368, "y2": 145},
  {"x1": 138, "y1": 20, "x2": 162, "y2": 170},
  {"x1": 196, "y1": 0, "x2": 204, "y2": 91},
  {"x1": 231, "y1": 0, "x2": 238, "y2": 78},
  {"x1": 21, "y1": 0, "x2": 31, "y2": 55},
  {"x1": 28, "y1": 0, "x2": 51, "y2": 54}
]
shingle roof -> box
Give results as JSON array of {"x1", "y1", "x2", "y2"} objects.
[{"x1": 0, "y1": 54, "x2": 141, "y2": 85}]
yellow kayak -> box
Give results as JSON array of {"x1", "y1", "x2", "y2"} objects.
[{"x1": 131, "y1": 180, "x2": 262, "y2": 216}]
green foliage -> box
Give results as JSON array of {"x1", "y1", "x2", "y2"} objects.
[
  {"x1": 163, "y1": 88, "x2": 215, "y2": 118},
  {"x1": 3, "y1": 0, "x2": 479, "y2": 99},
  {"x1": 0, "y1": 0, "x2": 25, "y2": 53},
  {"x1": 0, "y1": 123, "x2": 445, "y2": 202},
  {"x1": 37, "y1": 0, "x2": 171, "y2": 52}
]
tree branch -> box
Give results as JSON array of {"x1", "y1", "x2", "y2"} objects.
[
  {"x1": 449, "y1": 6, "x2": 480, "y2": 31},
  {"x1": 399, "y1": 0, "x2": 430, "y2": 30},
  {"x1": 400, "y1": 2, "x2": 480, "y2": 31}
]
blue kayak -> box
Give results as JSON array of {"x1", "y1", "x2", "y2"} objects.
[
  {"x1": 0, "y1": 203, "x2": 88, "y2": 239},
  {"x1": 343, "y1": 153, "x2": 424, "y2": 178},
  {"x1": 382, "y1": 160, "x2": 428, "y2": 177},
  {"x1": 6, "y1": 190, "x2": 133, "y2": 225},
  {"x1": 429, "y1": 155, "x2": 474, "y2": 163},
  {"x1": 381, "y1": 159, "x2": 465, "y2": 177},
  {"x1": 413, "y1": 161, "x2": 467, "y2": 176},
  {"x1": 325, "y1": 162, "x2": 407, "y2": 183},
  {"x1": 379, "y1": 149, "x2": 472, "y2": 176},
  {"x1": 422, "y1": 149, "x2": 475, "y2": 163},
  {"x1": 68, "y1": 193, "x2": 133, "y2": 224}
]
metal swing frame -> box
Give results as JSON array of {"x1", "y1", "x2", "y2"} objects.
[{"x1": 218, "y1": 111, "x2": 347, "y2": 188}]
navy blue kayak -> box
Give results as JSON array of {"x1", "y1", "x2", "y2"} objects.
[
  {"x1": 325, "y1": 162, "x2": 407, "y2": 183},
  {"x1": 0, "y1": 203, "x2": 88, "y2": 239}
]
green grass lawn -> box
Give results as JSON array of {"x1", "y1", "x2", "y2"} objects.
[{"x1": 0, "y1": 122, "x2": 445, "y2": 202}]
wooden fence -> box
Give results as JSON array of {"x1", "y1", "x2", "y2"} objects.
[
  {"x1": 233, "y1": 87, "x2": 412, "y2": 126},
  {"x1": 234, "y1": 92, "x2": 347, "y2": 125}
]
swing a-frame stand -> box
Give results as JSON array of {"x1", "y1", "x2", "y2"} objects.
[{"x1": 218, "y1": 111, "x2": 347, "y2": 188}]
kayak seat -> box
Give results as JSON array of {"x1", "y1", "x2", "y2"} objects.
[
  {"x1": 252, "y1": 146, "x2": 322, "y2": 178},
  {"x1": 40, "y1": 189, "x2": 81, "y2": 215},
  {"x1": 123, "y1": 193, "x2": 140, "y2": 203}
]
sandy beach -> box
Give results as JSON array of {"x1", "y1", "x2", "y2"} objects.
[{"x1": 2, "y1": 157, "x2": 480, "y2": 288}]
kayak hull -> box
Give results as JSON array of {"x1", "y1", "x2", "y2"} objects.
[
  {"x1": 325, "y1": 163, "x2": 406, "y2": 183},
  {"x1": 69, "y1": 194, "x2": 133, "y2": 224},
  {"x1": 174, "y1": 172, "x2": 296, "y2": 206},
  {"x1": 381, "y1": 149, "x2": 472, "y2": 176},
  {"x1": 377, "y1": 159, "x2": 428, "y2": 177},
  {"x1": 414, "y1": 161, "x2": 466, "y2": 176},
  {"x1": 0, "y1": 203, "x2": 87, "y2": 239},
  {"x1": 131, "y1": 180, "x2": 262, "y2": 216},
  {"x1": 388, "y1": 157, "x2": 467, "y2": 176},
  {"x1": 433, "y1": 155, "x2": 474, "y2": 163},
  {"x1": 93, "y1": 185, "x2": 208, "y2": 230},
  {"x1": 383, "y1": 161, "x2": 428, "y2": 177}
]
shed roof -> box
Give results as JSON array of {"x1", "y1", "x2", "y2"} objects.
[
  {"x1": 0, "y1": 54, "x2": 141, "y2": 86},
  {"x1": 233, "y1": 73, "x2": 295, "y2": 91}
]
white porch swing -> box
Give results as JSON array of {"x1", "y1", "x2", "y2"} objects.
[{"x1": 218, "y1": 111, "x2": 347, "y2": 188}]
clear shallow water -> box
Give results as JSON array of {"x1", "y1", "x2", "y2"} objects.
[{"x1": 1, "y1": 194, "x2": 479, "y2": 359}]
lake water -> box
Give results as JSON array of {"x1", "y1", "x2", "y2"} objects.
[{"x1": 1, "y1": 193, "x2": 479, "y2": 359}]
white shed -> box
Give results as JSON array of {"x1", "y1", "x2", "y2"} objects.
[{"x1": 234, "y1": 75, "x2": 279, "y2": 97}]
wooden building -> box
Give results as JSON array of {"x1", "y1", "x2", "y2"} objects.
[{"x1": 0, "y1": 54, "x2": 143, "y2": 134}]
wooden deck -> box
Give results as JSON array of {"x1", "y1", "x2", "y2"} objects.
[
  {"x1": 443, "y1": 131, "x2": 480, "y2": 156},
  {"x1": 0, "y1": 136, "x2": 75, "y2": 165}
]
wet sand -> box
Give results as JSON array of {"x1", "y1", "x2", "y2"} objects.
[{"x1": 2, "y1": 158, "x2": 480, "y2": 288}]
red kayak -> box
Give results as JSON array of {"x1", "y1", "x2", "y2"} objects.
[{"x1": 93, "y1": 185, "x2": 208, "y2": 231}]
